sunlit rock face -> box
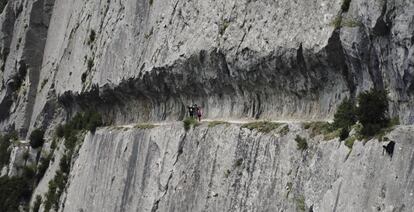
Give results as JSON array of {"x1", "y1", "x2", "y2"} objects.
[
  {"x1": 0, "y1": 0, "x2": 414, "y2": 211},
  {"x1": 1, "y1": 0, "x2": 413, "y2": 135},
  {"x1": 63, "y1": 124, "x2": 414, "y2": 212}
]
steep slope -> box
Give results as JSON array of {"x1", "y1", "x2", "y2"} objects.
[
  {"x1": 0, "y1": 0, "x2": 413, "y2": 211},
  {"x1": 0, "y1": 0, "x2": 413, "y2": 136},
  {"x1": 62, "y1": 123, "x2": 414, "y2": 212}
]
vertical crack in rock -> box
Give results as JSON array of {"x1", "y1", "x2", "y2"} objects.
[
  {"x1": 203, "y1": 145, "x2": 219, "y2": 211},
  {"x1": 332, "y1": 181, "x2": 343, "y2": 212},
  {"x1": 173, "y1": 133, "x2": 186, "y2": 165},
  {"x1": 120, "y1": 135, "x2": 141, "y2": 212}
]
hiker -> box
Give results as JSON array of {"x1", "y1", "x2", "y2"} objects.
[
  {"x1": 188, "y1": 105, "x2": 194, "y2": 118},
  {"x1": 196, "y1": 106, "x2": 202, "y2": 122}
]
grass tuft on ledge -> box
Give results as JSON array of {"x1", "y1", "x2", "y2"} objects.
[{"x1": 241, "y1": 121, "x2": 282, "y2": 133}]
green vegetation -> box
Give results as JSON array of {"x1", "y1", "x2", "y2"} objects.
[
  {"x1": 56, "y1": 124, "x2": 64, "y2": 138},
  {"x1": 29, "y1": 128, "x2": 45, "y2": 149},
  {"x1": 344, "y1": 136, "x2": 356, "y2": 149},
  {"x1": 183, "y1": 117, "x2": 199, "y2": 131},
  {"x1": 149, "y1": 0, "x2": 154, "y2": 6},
  {"x1": 224, "y1": 169, "x2": 231, "y2": 178},
  {"x1": 33, "y1": 195, "x2": 42, "y2": 212},
  {"x1": 219, "y1": 20, "x2": 230, "y2": 35},
  {"x1": 208, "y1": 121, "x2": 228, "y2": 128},
  {"x1": 134, "y1": 123, "x2": 157, "y2": 129},
  {"x1": 241, "y1": 121, "x2": 282, "y2": 133},
  {"x1": 36, "y1": 153, "x2": 53, "y2": 183},
  {"x1": 341, "y1": 0, "x2": 351, "y2": 12},
  {"x1": 279, "y1": 125, "x2": 290, "y2": 136},
  {"x1": 342, "y1": 19, "x2": 361, "y2": 27},
  {"x1": 40, "y1": 78, "x2": 48, "y2": 90},
  {"x1": 356, "y1": 89, "x2": 390, "y2": 137},
  {"x1": 303, "y1": 121, "x2": 337, "y2": 140},
  {"x1": 44, "y1": 111, "x2": 101, "y2": 212},
  {"x1": 295, "y1": 135, "x2": 308, "y2": 151},
  {"x1": 63, "y1": 110, "x2": 103, "y2": 135},
  {"x1": 0, "y1": 131, "x2": 17, "y2": 168},
  {"x1": 339, "y1": 127, "x2": 350, "y2": 141},
  {"x1": 0, "y1": 0, "x2": 8, "y2": 14},
  {"x1": 331, "y1": 15, "x2": 342, "y2": 28},
  {"x1": 234, "y1": 158, "x2": 243, "y2": 167},
  {"x1": 87, "y1": 58, "x2": 94, "y2": 71},
  {"x1": 296, "y1": 196, "x2": 306, "y2": 212},
  {"x1": 333, "y1": 98, "x2": 357, "y2": 130},
  {"x1": 0, "y1": 176, "x2": 31, "y2": 211}
]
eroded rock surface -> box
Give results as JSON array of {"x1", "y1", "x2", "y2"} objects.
[{"x1": 63, "y1": 124, "x2": 414, "y2": 212}]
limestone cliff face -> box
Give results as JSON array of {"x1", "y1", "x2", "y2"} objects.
[
  {"x1": 0, "y1": 0, "x2": 414, "y2": 212},
  {"x1": 0, "y1": 0, "x2": 414, "y2": 135},
  {"x1": 62, "y1": 124, "x2": 414, "y2": 212}
]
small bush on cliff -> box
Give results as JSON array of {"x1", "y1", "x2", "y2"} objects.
[
  {"x1": 33, "y1": 195, "x2": 42, "y2": 212},
  {"x1": 356, "y1": 89, "x2": 389, "y2": 137},
  {"x1": 333, "y1": 98, "x2": 357, "y2": 130},
  {"x1": 341, "y1": 0, "x2": 351, "y2": 12},
  {"x1": 0, "y1": 131, "x2": 17, "y2": 167},
  {"x1": 56, "y1": 124, "x2": 64, "y2": 138},
  {"x1": 183, "y1": 117, "x2": 198, "y2": 131},
  {"x1": 241, "y1": 121, "x2": 282, "y2": 133},
  {"x1": 0, "y1": 176, "x2": 31, "y2": 211},
  {"x1": 0, "y1": 0, "x2": 8, "y2": 14},
  {"x1": 208, "y1": 121, "x2": 229, "y2": 128},
  {"x1": 135, "y1": 124, "x2": 157, "y2": 129},
  {"x1": 30, "y1": 128, "x2": 45, "y2": 149},
  {"x1": 303, "y1": 122, "x2": 335, "y2": 139},
  {"x1": 295, "y1": 135, "x2": 308, "y2": 151},
  {"x1": 36, "y1": 153, "x2": 52, "y2": 183}
]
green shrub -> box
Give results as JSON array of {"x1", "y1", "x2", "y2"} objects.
[
  {"x1": 183, "y1": 117, "x2": 198, "y2": 131},
  {"x1": 33, "y1": 195, "x2": 42, "y2": 212},
  {"x1": 331, "y1": 16, "x2": 342, "y2": 28},
  {"x1": 0, "y1": 132, "x2": 14, "y2": 167},
  {"x1": 356, "y1": 89, "x2": 389, "y2": 137},
  {"x1": 56, "y1": 124, "x2": 64, "y2": 138},
  {"x1": 303, "y1": 122, "x2": 334, "y2": 138},
  {"x1": 87, "y1": 58, "x2": 94, "y2": 71},
  {"x1": 64, "y1": 135, "x2": 78, "y2": 152},
  {"x1": 22, "y1": 165, "x2": 37, "y2": 180},
  {"x1": 279, "y1": 125, "x2": 290, "y2": 136},
  {"x1": 149, "y1": 0, "x2": 154, "y2": 6},
  {"x1": 85, "y1": 111, "x2": 103, "y2": 133},
  {"x1": 333, "y1": 98, "x2": 357, "y2": 130},
  {"x1": 234, "y1": 158, "x2": 243, "y2": 167},
  {"x1": 295, "y1": 135, "x2": 308, "y2": 151},
  {"x1": 30, "y1": 129, "x2": 45, "y2": 149},
  {"x1": 0, "y1": 176, "x2": 31, "y2": 211},
  {"x1": 344, "y1": 136, "x2": 356, "y2": 149},
  {"x1": 339, "y1": 127, "x2": 350, "y2": 141},
  {"x1": 241, "y1": 121, "x2": 282, "y2": 133},
  {"x1": 37, "y1": 154, "x2": 52, "y2": 183},
  {"x1": 44, "y1": 156, "x2": 70, "y2": 212},
  {"x1": 0, "y1": 0, "x2": 8, "y2": 14},
  {"x1": 22, "y1": 150, "x2": 30, "y2": 161},
  {"x1": 341, "y1": 0, "x2": 351, "y2": 12},
  {"x1": 208, "y1": 121, "x2": 228, "y2": 128}
]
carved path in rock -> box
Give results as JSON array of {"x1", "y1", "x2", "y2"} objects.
[{"x1": 118, "y1": 118, "x2": 333, "y2": 129}]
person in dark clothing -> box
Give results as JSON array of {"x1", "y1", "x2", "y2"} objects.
[
  {"x1": 196, "y1": 106, "x2": 202, "y2": 122},
  {"x1": 188, "y1": 105, "x2": 194, "y2": 118}
]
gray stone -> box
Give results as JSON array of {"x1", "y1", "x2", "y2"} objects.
[{"x1": 61, "y1": 123, "x2": 414, "y2": 212}]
